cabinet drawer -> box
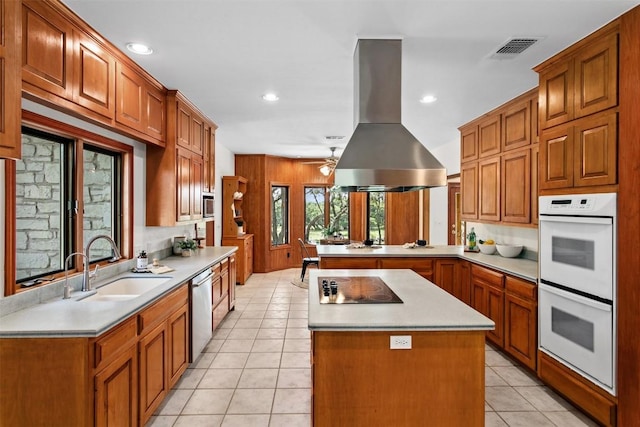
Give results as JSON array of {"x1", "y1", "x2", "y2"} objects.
[
  {"x1": 471, "y1": 264, "x2": 504, "y2": 288},
  {"x1": 94, "y1": 316, "x2": 137, "y2": 371},
  {"x1": 213, "y1": 295, "x2": 229, "y2": 330},
  {"x1": 139, "y1": 285, "x2": 188, "y2": 336},
  {"x1": 505, "y1": 276, "x2": 536, "y2": 300}
]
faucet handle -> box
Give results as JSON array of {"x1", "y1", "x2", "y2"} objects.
[{"x1": 90, "y1": 264, "x2": 99, "y2": 279}]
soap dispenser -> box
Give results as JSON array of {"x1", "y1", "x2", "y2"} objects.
[{"x1": 137, "y1": 250, "x2": 148, "y2": 270}]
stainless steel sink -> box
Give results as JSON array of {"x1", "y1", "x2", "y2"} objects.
[{"x1": 79, "y1": 276, "x2": 171, "y2": 302}]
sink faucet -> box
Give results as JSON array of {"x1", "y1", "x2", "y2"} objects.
[{"x1": 83, "y1": 235, "x2": 122, "y2": 292}]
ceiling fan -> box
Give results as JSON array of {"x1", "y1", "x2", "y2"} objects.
[{"x1": 303, "y1": 147, "x2": 340, "y2": 176}]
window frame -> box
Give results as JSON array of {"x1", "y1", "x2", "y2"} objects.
[
  {"x1": 4, "y1": 111, "x2": 134, "y2": 296},
  {"x1": 270, "y1": 183, "x2": 290, "y2": 247}
]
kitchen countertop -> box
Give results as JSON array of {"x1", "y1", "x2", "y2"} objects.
[
  {"x1": 308, "y1": 269, "x2": 495, "y2": 332},
  {"x1": 316, "y1": 244, "x2": 538, "y2": 282},
  {"x1": 0, "y1": 247, "x2": 237, "y2": 338}
]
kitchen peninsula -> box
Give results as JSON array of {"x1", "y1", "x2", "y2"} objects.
[{"x1": 308, "y1": 269, "x2": 494, "y2": 427}]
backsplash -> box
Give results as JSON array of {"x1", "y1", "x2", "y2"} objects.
[{"x1": 465, "y1": 222, "x2": 538, "y2": 261}]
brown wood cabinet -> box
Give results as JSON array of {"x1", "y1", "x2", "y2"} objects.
[
  {"x1": 138, "y1": 321, "x2": 167, "y2": 423},
  {"x1": 228, "y1": 254, "x2": 237, "y2": 310},
  {"x1": 203, "y1": 125, "x2": 216, "y2": 193},
  {"x1": 21, "y1": 0, "x2": 167, "y2": 147},
  {"x1": 470, "y1": 264, "x2": 505, "y2": 347},
  {"x1": 539, "y1": 111, "x2": 617, "y2": 191},
  {"x1": 531, "y1": 144, "x2": 539, "y2": 225},
  {"x1": 0, "y1": 0, "x2": 22, "y2": 159},
  {"x1": 460, "y1": 88, "x2": 537, "y2": 226},
  {"x1": 538, "y1": 26, "x2": 618, "y2": 130},
  {"x1": 504, "y1": 276, "x2": 537, "y2": 370},
  {"x1": 501, "y1": 148, "x2": 531, "y2": 224},
  {"x1": 457, "y1": 260, "x2": 472, "y2": 306},
  {"x1": 95, "y1": 342, "x2": 138, "y2": 427},
  {"x1": 380, "y1": 257, "x2": 434, "y2": 281},
  {"x1": 222, "y1": 234, "x2": 253, "y2": 285},
  {"x1": 434, "y1": 258, "x2": 457, "y2": 294},
  {"x1": 478, "y1": 156, "x2": 500, "y2": 222}
]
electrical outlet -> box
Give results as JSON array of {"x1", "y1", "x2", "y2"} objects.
[{"x1": 390, "y1": 335, "x2": 412, "y2": 350}]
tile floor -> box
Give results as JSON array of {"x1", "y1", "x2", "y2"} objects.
[{"x1": 148, "y1": 268, "x2": 598, "y2": 427}]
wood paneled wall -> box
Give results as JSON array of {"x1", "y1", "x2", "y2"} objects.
[
  {"x1": 235, "y1": 154, "x2": 424, "y2": 272},
  {"x1": 617, "y1": 5, "x2": 640, "y2": 426}
]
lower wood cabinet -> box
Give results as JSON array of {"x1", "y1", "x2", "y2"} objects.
[
  {"x1": 95, "y1": 343, "x2": 138, "y2": 427},
  {"x1": 228, "y1": 255, "x2": 237, "y2": 310},
  {"x1": 504, "y1": 276, "x2": 537, "y2": 370},
  {"x1": 138, "y1": 322, "x2": 167, "y2": 423},
  {"x1": 434, "y1": 258, "x2": 457, "y2": 294},
  {"x1": 471, "y1": 264, "x2": 505, "y2": 347},
  {"x1": 222, "y1": 234, "x2": 253, "y2": 284}
]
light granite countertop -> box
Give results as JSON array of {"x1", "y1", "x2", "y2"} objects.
[
  {"x1": 308, "y1": 269, "x2": 495, "y2": 331},
  {"x1": 316, "y1": 244, "x2": 538, "y2": 282},
  {"x1": 0, "y1": 247, "x2": 237, "y2": 338}
]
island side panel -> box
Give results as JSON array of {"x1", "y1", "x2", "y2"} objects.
[{"x1": 311, "y1": 330, "x2": 485, "y2": 427}]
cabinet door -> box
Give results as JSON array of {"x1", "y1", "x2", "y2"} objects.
[
  {"x1": 144, "y1": 84, "x2": 166, "y2": 143},
  {"x1": 21, "y1": 1, "x2": 74, "y2": 100},
  {"x1": 139, "y1": 322, "x2": 168, "y2": 425},
  {"x1": 539, "y1": 124, "x2": 573, "y2": 189},
  {"x1": 434, "y1": 259, "x2": 457, "y2": 295},
  {"x1": 573, "y1": 112, "x2": 617, "y2": 187},
  {"x1": 501, "y1": 148, "x2": 530, "y2": 224},
  {"x1": 505, "y1": 292, "x2": 537, "y2": 370},
  {"x1": 95, "y1": 344, "x2": 138, "y2": 427},
  {"x1": 478, "y1": 115, "x2": 501, "y2": 158},
  {"x1": 478, "y1": 157, "x2": 500, "y2": 222},
  {"x1": 176, "y1": 103, "x2": 192, "y2": 151},
  {"x1": 574, "y1": 32, "x2": 618, "y2": 119},
  {"x1": 228, "y1": 255, "x2": 237, "y2": 309},
  {"x1": 203, "y1": 125, "x2": 211, "y2": 193},
  {"x1": 460, "y1": 162, "x2": 478, "y2": 220},
  {"x1": 457, "y1": 261, "x2": 471, "y2": 306},
  {"x1": 190, "y1": 153, "x2": 204, "y2": 220},
  {"x1": 539, "y1": 60, "x2": 574, "y2": 129},
  {"x1": 460, "y1": 124, "x2": 478, "y2": 162},
  {"x1": 0, "y1": 0, "x2": 22, "y2": 159},
  {"x1": 531, "y1": 144, "x2": 539, "y2": 225},
  {"x1": 176, "y1": 149, "x2": 192, "y2": 222},
  {"x1": 168, "y1": 304, "x2": 189, "y2": 388},
  {"x1": 502, "y1": 99, "x2": 530, "y2": 151},
  {"x1": 470, "y1": 279, "x2": 486, "y2": 315},
  {"x1": 190, "y1": 115, "x2": 204, "y2": 155},
  {"x1": 74, "y1": 29, "x2": 115, "y2": 120},
  {"x1": 115, "y1": 62, "x2": 144, "y2": 132},
  {"x1": 486, "y1": 284, "x2": 505, "y2": 347}
]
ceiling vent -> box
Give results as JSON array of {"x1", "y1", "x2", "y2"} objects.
[{"x1": 489, "y1": 37, "x2": 542, "y2": 59}]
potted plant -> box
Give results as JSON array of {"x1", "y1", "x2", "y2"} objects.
[{"x1": 178, "y1": 239, "x2": 198, "y2": 257}]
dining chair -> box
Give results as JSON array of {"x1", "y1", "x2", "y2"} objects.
[{"x1": 297, "y1": 238, "x2": 319, "y2": 281}]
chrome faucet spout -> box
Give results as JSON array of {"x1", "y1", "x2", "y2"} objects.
[{"x1": 83, "y1": 235, "x2": 121, "y2": 292}]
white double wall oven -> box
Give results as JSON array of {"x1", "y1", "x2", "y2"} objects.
[{"x1": 538, "y1": 193, "x2": 617, "y2": 395}]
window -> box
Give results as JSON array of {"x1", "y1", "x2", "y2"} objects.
[
  {"x1": 271, "y1": 185, "x2": 289, "y2": 246},
  {"x1": 367, "y1": 192, "x2": 386, "y2": 244},
  {"x1": 7, "y1": 114, "x2": 132, "y2": 293},
  {"x1": 304, "y1": 186, "x2": 349, "y2": 242}
]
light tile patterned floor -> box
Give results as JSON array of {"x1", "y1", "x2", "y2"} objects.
[{"x1": 148, "y1": 268, "x2": 598, "y2": 427}]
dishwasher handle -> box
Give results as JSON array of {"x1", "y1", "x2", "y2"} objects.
[{"x1": 192, "y1": 272, "x2": 214, "y2": 287}]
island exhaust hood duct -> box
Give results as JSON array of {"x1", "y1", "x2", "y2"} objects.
[{"x1": 334, "y1": 39, "x2": 447, "y2": 192}]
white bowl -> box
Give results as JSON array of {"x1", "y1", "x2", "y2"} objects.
[
  {"x1": 478, "y1": 243, "x2": 496, "y2": 255},
  {"x1": 496, "y1": 244, "x2": 523, "y2": 258}
]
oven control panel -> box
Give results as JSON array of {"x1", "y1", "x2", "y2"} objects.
[{"x1": 539, "y1": 193, "x2": 617, "y2": 217}]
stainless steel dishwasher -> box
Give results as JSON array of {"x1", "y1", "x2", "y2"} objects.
[{"x1": 190, "y1": 267, "x2": 213, "y2": 361}]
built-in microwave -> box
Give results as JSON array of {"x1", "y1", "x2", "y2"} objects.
[{"x1": 203, "y1": 195, "x2": 215, "y2": 217}]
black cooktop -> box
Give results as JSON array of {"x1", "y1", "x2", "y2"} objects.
[{"x1": 318, "y1": 276, "x2": 403, "y2": 304}]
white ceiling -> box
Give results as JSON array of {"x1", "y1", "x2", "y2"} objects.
[{"x1": 63, "y1": 0, "x2": 639, "y2": 160}]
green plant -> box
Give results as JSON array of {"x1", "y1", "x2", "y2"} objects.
[{"x1": 178, "y1": 239, "x2": 198, "y2": 250}]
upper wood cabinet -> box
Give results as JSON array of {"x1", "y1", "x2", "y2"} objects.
[
  {"x1": 478, "y1": 115, "x2": 501, "y2": 158},
  {"x1": 21, "y1": 0, "x2": 167, "y2": 147},
  {"x1": 537, "y1": 24, "x2": 618, "y2": 130},
  {"x1": 115, "y1": 61, "x2": 166, "y2": 146},
  {"x1": 459, "y1": 88, "x2": 538, "y2": 226},
  {"x1": 203, "y1": 124, "x2": 216, "y2": 193},
  {"x1": 0, "y1": 0, "x2": 22, "y2": 159}
]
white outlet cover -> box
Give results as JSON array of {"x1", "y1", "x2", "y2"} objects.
[{"x1": 390, "y1": 335, "x2": 412, "y2": 350}]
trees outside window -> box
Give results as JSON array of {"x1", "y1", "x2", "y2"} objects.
[
  {"x1": 304, "y1": 186, "x2": 349, "y2": 242},
  {"x1": 368, "y1": 192, "x2": 385, "y2": 244},
  {"x1": 271, "y1": 185, "x2": 289, "y2": 246}
]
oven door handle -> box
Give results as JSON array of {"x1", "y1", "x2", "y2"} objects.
[
  {"x1": 539, "y1": 282, "x2": 613, "y2": 311},
  {"x1": 539, "y1": 215, "x2": 612, "y2": 225}
]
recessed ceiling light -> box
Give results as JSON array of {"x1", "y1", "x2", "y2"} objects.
[
  {"x1": 262, "y1": 93, "x2": 279, "y2": 102},
  {"x1": 126, "y1": 42, "x2": 153, "y2": 55},
  {"x1": 420, "y1": 95, "x2": 437, "y2": 104}
]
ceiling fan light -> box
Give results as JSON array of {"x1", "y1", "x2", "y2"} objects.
[{"x1": 319, "y1": 165, "x2": 332, "y2": 176}]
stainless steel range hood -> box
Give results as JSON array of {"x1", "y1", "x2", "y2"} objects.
[{"x1": 334, "y1": 39, "x2": 447, "y2": 192}]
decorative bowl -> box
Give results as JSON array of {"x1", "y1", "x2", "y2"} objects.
[
  {"x1": 496, "y1": 244, "x2": 523, "y2": 258},
  {"x1": 478, "y1": 243, "x2": 497, "y2": 255}
]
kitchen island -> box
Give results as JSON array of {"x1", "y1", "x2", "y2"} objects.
[{"x1": 309, "y1": 269, "x2": 494, "y2": 427}]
